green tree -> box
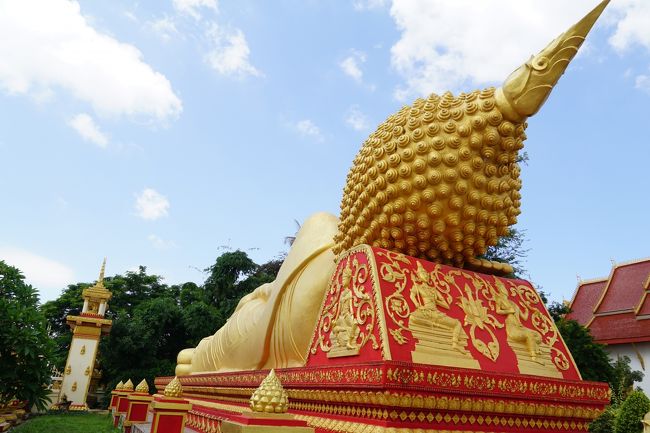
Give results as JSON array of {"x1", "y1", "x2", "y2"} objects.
[
  {"x1": 0, "y1": 261, "x2": 54, "y2": 410},
  {"x1": 589, "y1": 406, "x2": 618, "y2": 433},
  {"x1": 100, "y1": 297, "x2": 187, "y2": 393},
  {"x1": 204, "y1": 251, "x2": 257, "y2": 305},
  {"x1": 554, "y1": 318, "x2": 614, "y2": 383},
  {"x1": 41, "y1": 283, "x2": 85, "y2": 368},
  {"x1": 615, "y1": 390, "x2": 650, "y2": 433},
  {"x1": 610, "y1": 356, "x2": 645, "y2": 406},
  {"x1": 481, "y1": 227, "x2": 529, "y2": 278},
  {"x1": 42, "y1": 251, "x2": 284, "y2": 405},
  {"x1": 203, "y1": 250, "x2": 280, "y2": 326}
]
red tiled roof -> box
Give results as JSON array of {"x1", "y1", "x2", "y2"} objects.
[
  {"x1": 636, "y1": 294, "x2": 650, "y2": 317},
  {"x1": 567, "y1": 258, "x2": 650, "y2": 345},
  {"x1": 593, "y1": 260, "x2": 650, "y2": 314},
  {"x1": 566, "y1": 279, "x2": 607, "y2": 326},
  {"x1": 589, "y1": 312, "x2": 650, "y2": 344}
]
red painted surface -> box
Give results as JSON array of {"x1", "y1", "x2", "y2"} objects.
[
  {"x1": 156, "y1": 248, "x2": 611, "y2": 433},
  {"x1": 127, "y1": 400, "x2": 150, "y2": 423},
  {"x1": 568, "y1": 259, "x2": 650, "y2": 344},
  {"x1": 638, "y1": 296, "x2": 650, "y2": 316},
  {"x1": 149, "y1": 397, "x2": 191, "y2": 433},
  {"x1": 306, "y1": 246, "x2": 581, "y2": 380},
  {"x1": 589, "y1": 312, "x2": 650, "y2": 344},
  {"x1": 109, "y1": 393, "x2": 119, "y2": 409},
  {"x1": 566, "y1": 280, "x2": 607, "y2": 325},
  {"x1": 117, "y1": 394, "x2": 131, "y2": 413},
  {"x1": 594, "y1": 261, "x2": 650, "y2": 315},
  {"x1": 154, "y1": 414, "x2": 182, "y2": 433}
]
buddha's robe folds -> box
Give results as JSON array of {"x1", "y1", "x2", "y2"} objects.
[{"x1": 176, "y1": 212, "x2": 338, "y2": 375}]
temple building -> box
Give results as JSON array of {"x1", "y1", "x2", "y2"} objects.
[{"x1": 567, "y1": 257, "x2": 650, "y2": 392}]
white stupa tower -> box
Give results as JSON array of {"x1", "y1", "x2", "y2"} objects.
[{"x1": 58, "y1": 259, "x2": 113, "y2": 410}]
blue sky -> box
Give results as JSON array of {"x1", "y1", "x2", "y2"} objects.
[{"x1": 1, "y1": 0, "x2": 649, "y2": 303}]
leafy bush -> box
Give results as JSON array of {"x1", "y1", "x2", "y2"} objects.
[
  {"x1": 615, "y1": 390, "x2": 650, "y2": 433},
  {"x1": 0, "y1": 261, "x2": 54, "y2": 410},
  {"x1": 590, "y1": 406, "x2": 617, "y2": 433}
]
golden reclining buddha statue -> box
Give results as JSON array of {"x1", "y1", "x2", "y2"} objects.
[{"x1": 176, "y1": 0, "x2": 609, "y2": 376}]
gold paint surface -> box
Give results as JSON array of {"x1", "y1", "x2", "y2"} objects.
[
  {"x1": 135, "y1": 379, "x2": 149, "y2": 393},
  {"x1": 164, "y1": 376, "x2": 183, "y2": 397},
  {"x1": 250, "y1": 369, "x2": 288, "y2": 414},
  {"x1": 333, "y1": 2, "x2": 608, "y2": 270},
  {"x1": 174, "y1": 2, "x2": 609, "y2": 377},
  {"x1": 178, "y1": 213, "x2": 338, "y2": 374}
]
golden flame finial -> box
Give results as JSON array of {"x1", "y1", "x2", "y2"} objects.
[
  {"x1": 97, "y1": 257, "x2": 106, "y2": 287},
  {"x1": 496, "y1": 0, "x2": 609, "y2": 121},
  {"x1": 123, "y1": 379, "x2": 134, "y2": 392},
  {"x1": 250, "y1": 369, "x2": 288, "y2": 413},
  {"x1": 115, "y1": 380, "x2": 124, "y2": 391},
  {"x1": 135, "y1": 379, "x2": 149, "y2": 394},
  {"x1": 164, "y1": 377, "x2": 183, "y2": 398}
]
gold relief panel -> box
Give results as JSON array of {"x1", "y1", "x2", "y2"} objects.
[
  {"x1": 311, "y1": 252, "x2": 380, "y2": 358},
  {"x1": 377, "y1": 249, "x2": 569, "y2": 377}
]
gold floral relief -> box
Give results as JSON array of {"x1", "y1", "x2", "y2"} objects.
[
  {"x1": 310, "y1": 252, "x2": 379, "y2": 358},
  {"x1": 376, "y1": 249, "x2": 568, "y2": 377}
]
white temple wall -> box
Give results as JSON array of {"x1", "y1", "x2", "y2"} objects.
[{"x1": 606, "y1": 342, "x2": 650, "y2": 394}]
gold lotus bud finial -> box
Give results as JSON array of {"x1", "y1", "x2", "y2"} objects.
[
  {"x1": 115, "y1": 380, "x2": 124, "y2": 391},
  {"x1": 135, "y1": 379, "x2": 149, "y2": 393},
  {"x1": 164, "y1": 377, "x2": 183, "y2": 398},
  {"x1": 250, "y1": 369, "x2": 288, "y2": 414},
  {"x1": 95, "y1": 257, "x2": 107, "y2": 288},
  {"x1": 123, "y1": 379, "x2": 134, "y2": 392},
  {"x1": 497, "y1": 0, "x2": 609, "y2": 121}
]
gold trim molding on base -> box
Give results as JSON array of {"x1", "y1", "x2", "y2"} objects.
[{"x1": 221, "y1": 422, "x2": 314, "y2": 433}]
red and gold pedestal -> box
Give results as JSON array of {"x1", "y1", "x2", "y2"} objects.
[
  {"x1": 149, "y1": 395, "x2": 192, "y2": 433},
  {"x1": 124, "y1": 393, "x2": 153, "y2": 433},
  {"x1": 156, "y1": 246, "x2": 610, "y2": 432},
  {"x1": 109, "y1": 382, "x2": 123, "y2": 411},
  {"x1": 113, "y1": 380, "x2": 134, "y2": 428}
]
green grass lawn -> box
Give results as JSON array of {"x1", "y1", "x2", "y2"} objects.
[{"x1": 12, "y1": 413, "x2": 120, "y2": 433}]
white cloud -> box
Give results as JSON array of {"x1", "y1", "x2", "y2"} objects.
[
  {"x1": 346, "y1": 105, "x2": 370, "y2": 131},
  {"x1": 340, "y1": 51, "x2": 366, "y2": 82},
  {"x1": 173, "y1": 0, "x2": 218, "y2": 20},
  {"x1": 636, "y1": 74, "x2": 650, "y2": 94},
  {"x1": 608, "y1": 0, "x2": 650, "y2": 53},
  {"x1": 388, "y1": 0, "x2": 606, "y2": 100},
  {"x1": 205, "y1": 24, "x2": 262, "y2": 78},
  {"x1": 135, "y1": 188, "x2": 170, "y2": 221},
  {"x1": 0, "y1": 0, "x2": 182, "y2": 121},
  {"x1": 148, "y1": 234, "x2": 176, "y2": 250},
  {"x1": 353, "y1": 0, "x2": 388, "y2": 11},
  {"x1": 124, "y1": 11, "x2": 138, "y2": 23},
  {"x1": 68, "y1": 113, "x2": 109, "y2": 147},
  {"x1": 292, "y1": 119, "x2": 324, "y2": 142},
  {"x1": 147, "y1": 16, "x2": 180, "y2": 42},
  {"x1": 0, "y1": 247, "x2": 75, "y2": 301}
]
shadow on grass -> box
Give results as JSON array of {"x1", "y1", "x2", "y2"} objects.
[{"x1": 12, "y1": 412, "x2": 119, "y2": 433}]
